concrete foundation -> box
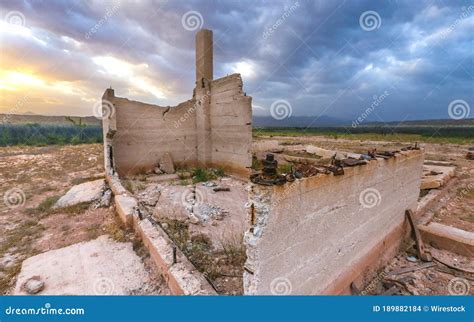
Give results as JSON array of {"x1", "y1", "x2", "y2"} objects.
[{"x1": 244, "y1": 149, "x2": 424, "y2": 295}]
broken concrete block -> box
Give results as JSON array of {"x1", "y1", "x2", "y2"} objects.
[
  {"x1": 421, "y1": 165, "x2": 455, "y2": 190},
  {"x1": 115, "y1": 194, "x2": 138, "y2": 226},
  {"x1": 159, "y1": 153, "x2": 175, "y2": 174},
  {"x1": 13, "y1": 236, "x2": 148, "y2": 295},
  {"x1": 54, "y1": 179, "x2": 105, "y2": 209},
  {"x1": 419, "y1": 222, "x2": 474, "y2": 257}
]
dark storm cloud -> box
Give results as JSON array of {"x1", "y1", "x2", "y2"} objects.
[{"x1": 1, "y1": 0, "x2": 472, "y2": 120}]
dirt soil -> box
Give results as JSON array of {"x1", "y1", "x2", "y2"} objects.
[{"x1": 0, "y1": 144, "x2": 169, "y2": 294}]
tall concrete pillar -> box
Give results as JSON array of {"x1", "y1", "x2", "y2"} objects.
[
  {"x1": 195, "y1": 29, "x2": 213, "y2": 167},
  {"x1": 196, "y1": 29, "x2": 213, "y2": 82}
]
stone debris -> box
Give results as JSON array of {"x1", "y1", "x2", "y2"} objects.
[
  {"x1": 194, "y1": 203, "x2": 228, "y2": 222},
  {"x1": 93, "y1": 188, "x2": 112, "y2": 209},
  {"x1": 22, "y1": 276, "x2": 45, "y2": 294},
  {"x1": 159, "y1": 153, "x2": 175, "y2": 174},
  {"x1": 54, "y1": 179, "x2": 106, "y2": 209},
  {"x1": 137, "y1": 185, "x2": 161, "y2": 207},
  {"x1": 202, "y1": 181, "x2": 217, "y2": 187}
]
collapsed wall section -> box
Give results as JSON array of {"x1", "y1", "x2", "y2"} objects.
[
  {"x1": 244, "y1": 150, "x2": 424, "y2": 295},
  {"x1": 102, "y1": 89, "x2": 197, "y2": 177},
  {"x1": 208, "y1": 74, "x2": 252, "y2": 177}
]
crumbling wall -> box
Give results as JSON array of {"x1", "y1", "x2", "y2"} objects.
[
  {"x1": 244, "y1": 150, "x2": 424, "y2": 295},
  {"x1": 209, "y1": 74, "x2": 252, "y2": 177},
  {"x1": 103, "y1": 89, "x2": 197, "y2": 177}
]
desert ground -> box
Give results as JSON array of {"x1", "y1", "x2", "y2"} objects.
[{"x1": 1, "y1": 136, "x2": 472, "y2": 295}]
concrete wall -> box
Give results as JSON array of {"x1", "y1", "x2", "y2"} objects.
[
  {"x1": 102, "y1": 89, "x2": 197, "y2": 177},
  {"x1": 244, "y1": 150, "x2": 424, "y2": 295},
  {"x1": 209, "y1": 74, "x2": 252, "y2": 177},
  {"x1": 102, "y1": 74, "x2": 252, "y2": 177}
]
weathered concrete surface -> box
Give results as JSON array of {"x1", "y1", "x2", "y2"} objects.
[
  {"x1": 13, "y1": 236, "x2": 148, "y2": 295},
  {"x1": 419, "y1": 222, "x2": 474, "y2": 257},
  {"x1": 54, "y1": 179, "x2": 105, "y2": 208},
  {"x1": 115, "y1": 194, "x2": 137, "y2": 227},
  {"x1": 421, "y1": 165, "x2": 455, "y2": 190},
  {"x1": 196, "y1": 29, "x2": 213, "y2": 82},
  {"x1": 244, "y1": 149, "x2": 424, "y2": 295}
]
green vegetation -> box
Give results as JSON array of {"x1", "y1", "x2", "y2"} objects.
[
  {"x1": 0, "y1": 124, "x2": 102, "y2": 146},
  {"x1": 253, "y1": 126, "x2": 474, "y2": 144},
  {"x1": 191, "y1": 167, "x2": 225, "y2": 183}
]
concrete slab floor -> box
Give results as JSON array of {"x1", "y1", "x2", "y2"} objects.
[{"x1": 13, "y1": 235, "x2": 165, "y2": 295}]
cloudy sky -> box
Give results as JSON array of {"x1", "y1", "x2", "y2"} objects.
[{"x1": 0, "y1": 0, "x2": 472, "y2": 122}]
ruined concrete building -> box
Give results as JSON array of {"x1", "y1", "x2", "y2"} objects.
[
  {"x1": 101, "y1": 29, "x2": 425, "y2": 295},
  {"x1": 103, "y1": 29, "x2": 252, "y2": 178}
]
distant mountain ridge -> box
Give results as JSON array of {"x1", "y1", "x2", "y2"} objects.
[
  {"x1": 1, "y1": 114, "x2": 101, "y2": 126},
  {"x1": 2, "y1": 113, "x2": 472, "y2": 127}
]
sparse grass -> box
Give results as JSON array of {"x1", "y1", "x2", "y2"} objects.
[
  {"x1": 102, "y1": 220, "x2": 126, "y2": 242},
  {"x1": 25, "y1": 195, "x2": 60, "y2": 217},
  {"x1": 0, "y1": 262, "x2": 22, "y2": 294},
  {"x1": 254, "y1": 127, "x2": 474, "y2": 145},
  {"x1": 0, "y1": 219, "x2": 44, "y2": 254},
  {"x1": 26, "y1": 196, "x2": 90, "y2": 217},
  {"x1": 190, "y1": 167, "x2": 226, "y2": 184},
  {"x1": 220, "y1": 235, "x2": 247, "y2": 267},
  {"x1": 60, "y1": 202, "x2": 91, "y2": 215},
  {"x1": 178, "y1": 179, "x2": 190, "y2": 186},
  {"x1": 278, "y1": 163, "x2": 293, "y2": 174},
  {"x1": 123, "y1": 180, "x2": 134, "y2": 193},
  {"x1": 251, "y1": 155, "x2": 262, "y2": 170},
  {"x1": 159, "y1": 218, "x2": 246, "y2": 286}
]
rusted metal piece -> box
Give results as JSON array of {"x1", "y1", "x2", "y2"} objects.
[
  {"x1": 405, "y1": 209, "x2": 432, "y2": 262},
  {"x1": 262, "y1": 153, "x2": 278, "y2": 176},
  {"x1": 250, "y1": 173, "x2": 286, "y2": 185},
  {"x1": 172, "y1": 245, "x2": 177, "y2": 265},
  {"x1": 251, "y1": 153, "x2": 290, "y2": 185},
  {"x1": 386, "y1": 262, "x2": 436, "y2": 276},
  {"x1": 430, "y1": 248, "x2": 474, "y2": 274},
  {"x1": 329, "y1": 158, "x2": 344, "y2": 176}
]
